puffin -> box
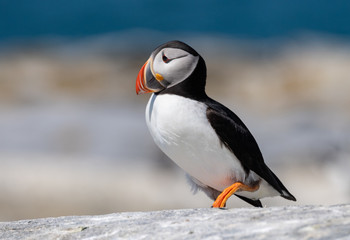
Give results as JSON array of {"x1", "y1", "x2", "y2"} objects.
[{"x1": 136, "y1": 40, "x2": 296, "y2": 208}]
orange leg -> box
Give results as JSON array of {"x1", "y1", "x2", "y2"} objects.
[{"x1": 212, "y1": 182, "x2": 259, "y2": 208}]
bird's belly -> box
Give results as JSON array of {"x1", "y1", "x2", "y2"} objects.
[{"x1": 146, "y1": 94, "x2": 246, "y2": 191}]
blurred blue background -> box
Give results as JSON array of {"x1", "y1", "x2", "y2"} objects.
[
  {"x1": 1, "y1": 0, "x2": 350, "y2": 39},
  {"x1": 0, "y1": 1, "x2": 350, "y2": 221}
]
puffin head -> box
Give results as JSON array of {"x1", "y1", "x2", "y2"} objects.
[{"x1": 136, "y1": 41, "x2": 206, "y2": 96}]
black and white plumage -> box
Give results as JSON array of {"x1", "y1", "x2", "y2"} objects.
[{"x1": 136, "y1": 40, "x2": 296, "y2": 208}]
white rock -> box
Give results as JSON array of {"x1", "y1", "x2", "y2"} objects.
[{"x1": 0, "y1": 205, "x2": 349, "y2": 239}]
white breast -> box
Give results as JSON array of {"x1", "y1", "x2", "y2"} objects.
[{"x1": 145, "y1": 94, "x2": 246, "y2": 191}]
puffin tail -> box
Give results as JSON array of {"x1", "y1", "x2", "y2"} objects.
[
  {"x1": 281, "y1": 190, "x2": 296, "y2": 201},
  {"x1": 268, "y1": 169, "x2": 296, "y2": 201}
]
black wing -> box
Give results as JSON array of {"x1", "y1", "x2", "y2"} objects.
[{"x1": 205, "y1": 98, "x2": 296, "y2": 201}]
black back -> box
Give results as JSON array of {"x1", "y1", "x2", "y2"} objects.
[{"x1": 205, "y1": 97, "x2": 295, "y2": 201}]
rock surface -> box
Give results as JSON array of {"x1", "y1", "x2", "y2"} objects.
[{"x1": 0, "y1": 205, "x2": 349, "y2": 239}]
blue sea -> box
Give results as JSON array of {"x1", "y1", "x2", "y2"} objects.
[{"x1": 1, "y1": 0, "x2": 350, "y2": 40}]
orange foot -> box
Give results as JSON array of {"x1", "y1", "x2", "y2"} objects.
[{"x1": 212, "y1": 182, "x2": 259, "y2": 208}]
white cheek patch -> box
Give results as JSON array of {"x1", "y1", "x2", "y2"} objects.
[{"x1": 153, "y1": 48, "x2": 199, "y2": 87}]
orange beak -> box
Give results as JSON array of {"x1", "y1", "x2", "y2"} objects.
[
  {"x1": 136, "y1": 58, "x2": 166, "y2": 95},
  {"x1": 136, "y1": 59, "x2": 152, "y2": 95}
]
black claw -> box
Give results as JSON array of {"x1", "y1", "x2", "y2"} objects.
[{"x1": 210, "y1": 206, "x2": 227, "y2": 210}]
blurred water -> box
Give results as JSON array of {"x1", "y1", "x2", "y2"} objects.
[
  {"x1": 0, "y1": 104, "x2": 155, "y2": 161},
  {"x1": 1, "y1": 1, "x2": 350, "y2": 39}
]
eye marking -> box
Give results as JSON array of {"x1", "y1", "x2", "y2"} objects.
[
  {"x1": 162, "y1": 54, "x2": 170, "y2": 63},
  {"x1": 162, "y1": 52, "x2": 189, "y2": 64}
]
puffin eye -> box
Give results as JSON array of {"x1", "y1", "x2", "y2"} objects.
[{"x1": 162, "y1": 54, "x2": 170, "y2": 63}]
